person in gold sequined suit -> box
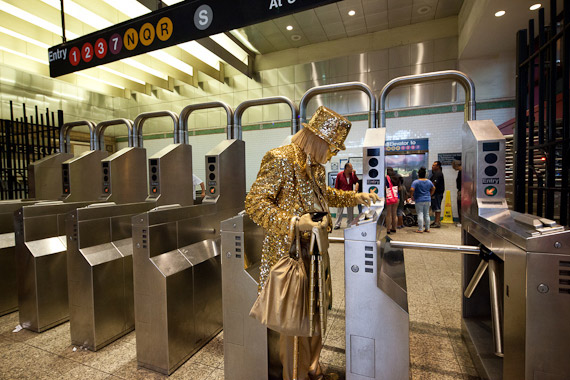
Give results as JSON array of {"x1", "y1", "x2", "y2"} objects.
[{"x1": 245, "y1": 106, "x2": 379, "y2": 380}]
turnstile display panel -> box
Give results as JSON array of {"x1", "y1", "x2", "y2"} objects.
[
  {"x1": 148, "y1": 159, "x2": 159, "y2": 197},
  {"x1": 62, "y1": 164, "x2": 70, "y2": 195},
  {"x1": 207, "y1": 156, "x2": 217, "y2": 196},
  {"x1": 362, "y1": 129, "x2": 386, "y2": 196},
  {"x1": 101, "y1": 162, "x2": 111, "y2": 195}
]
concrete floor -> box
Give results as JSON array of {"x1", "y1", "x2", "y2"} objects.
[{"x1": 0, "y1": 222, "x2": 480, "y2": 379}]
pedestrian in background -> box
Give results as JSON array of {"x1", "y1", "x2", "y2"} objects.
[
  {"x1": 430, "y1": 160, "x2": 445, "y2": 228},
  {"x1": 385, "y1": 167, "x2": 400, "y2": 234},
  {"x1": 410, "y1": 167, "x2": 435, "y2": 233},
  {"x1": 452, "y1": 160, "x2": 462, "y2": 227},
  {"x1": 334, "y1": 162, "x2": 359, "y2": 229}
]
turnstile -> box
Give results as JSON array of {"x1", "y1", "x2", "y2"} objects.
[
  {"x1": 132, "y1": 136, "x2": 245, "y2": 375},
  {"x1": 15, "y1": 201, "x2": 95, "y2": 332},
  {"x1": 460, "y1": 120, "x2": 570, "y2": 380},
  {"x1": 344, "y1": 211, "x2": 409, "y2": 380},
  {"x1": 220, "y1": 212, "x2": 287, "y2": 380},
  {"x1": 0, "y1": 200, "x2": 38, "y2": 316},
  {"x1": 66, "y1": 112, "x2": 180, "y2": 351},
  {"x1": 66, "y1": 202, "x2": 151, "y2": 349}
]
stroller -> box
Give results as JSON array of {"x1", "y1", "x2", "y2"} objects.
[{"x1": 402, "y1": 199, "x2": 418, "y2": 227}]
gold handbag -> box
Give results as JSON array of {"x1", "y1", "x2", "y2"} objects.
[{"x1": 249, "y1": 218, "x2": 311, "y2": 337}]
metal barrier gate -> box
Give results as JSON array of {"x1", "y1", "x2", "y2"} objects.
[
  {"x1": 459, "y1": 119, "x2": 570, "y2": 380},
  {"x1": 131, "y1": 110, "x2": 246, "y2": 375},
  {"x1": 60, "y1": 121, "x2": 108, "y2": 202},
  {"x1": 65, "y1": 116, "x2": 151, "y2": 350}
]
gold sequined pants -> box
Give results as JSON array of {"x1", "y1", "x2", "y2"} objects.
[{"x1": 279, "y1": 238, "x2": 324, "y2": 380}]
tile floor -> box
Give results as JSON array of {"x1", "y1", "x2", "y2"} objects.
[{"x1": 0, "y1": 223, "x2": 480, "y2": 379}]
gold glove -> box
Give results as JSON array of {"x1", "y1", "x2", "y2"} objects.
[
  {"x1": 355, "y1": 193, "x2": 381, "y2": 207},
  {"x1": 298, "y1": 213, "x2": 324, "y2": 232}
]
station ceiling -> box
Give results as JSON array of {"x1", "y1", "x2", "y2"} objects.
[{"x1": 0, "y1": 0, "x2": 466, "y2": 98}]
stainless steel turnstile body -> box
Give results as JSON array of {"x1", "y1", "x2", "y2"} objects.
[
  {"x1": 221, "y1": 212, "x2": 284, "y2": 380},
  {"x1": 66, "y1": 202, "x2": 154, "y2": 349},
  {"x1": 100, "y1": 147, "x2": 147, "y2": 203},
  {"x1": 61, "y1": 150, "x2": 109, "y2": 201},
  {"x1": 461, "y1": 120, "x2": 570, "y2": 380},
  {"x1": 66, "y1": 114, "x2": 178, "y2": 351},
  {"x1": 15, "y1": 201, "x2": 94, "y2": 332},
  {"x1": 344, "y1": 211, "x2": 409, "y2": 380},
  {"x1": 132, "y1": 138, "x2": 246, "y2": 375},
  {"x1": 0, "y1": 200, "x2": 38, "y2": 316},
  {"x1": 27, "y1": 153, "x2": 72, "y2": 200}
]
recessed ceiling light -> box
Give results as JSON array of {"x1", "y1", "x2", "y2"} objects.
[
  {"x1": 495, "y1": 10, "x2": 506, "y2": 17},
  {"x1": 286, "y1": 25, "x2": 293, "y2": 31},
  {"x1": 291, "y1": 34, "x2": 301, "y2": 41},
  {"x1": 530, "y1": 4, "x2": 541, "y2": 10},
  {"x1": 348, "y1": 10, "x2": 356, "y2": 16},
  {"x1": 417, "y1": 6, "x2": 431, "y2": 15}
]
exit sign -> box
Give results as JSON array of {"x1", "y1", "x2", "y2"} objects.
[{"x1": 48, "y1": 0, "x2": 340, "y2": 77}]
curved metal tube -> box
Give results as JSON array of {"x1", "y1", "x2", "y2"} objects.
[
  {"x1": 178, "y1": 101, "x2": 233, "y2": 144},
  {"x1": 233, "y1": 96, "x2": 299, "y2": 140},
  {"x1": 299, "y1": 82, "x2": 377, "y2": 128},
  {"x1": 133, "y1": 110, "x2": 179, "y2": 148},
  {"x1": 95, "y1": 119, "x2": 135, "y2": 150},
  {"x1": 379, "y1": 70, "x2": 476, "y2": 128},
  {"x1": 59, "y1": 120, "x2": 96, "y2": 153}
]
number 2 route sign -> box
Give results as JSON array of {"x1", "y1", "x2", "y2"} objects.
[{"x1": 48, "y1": 0, "x2": 340, "y2": 78}]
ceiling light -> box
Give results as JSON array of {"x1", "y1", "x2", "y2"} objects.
[
  {"x1": 102, "y1": 0, "x2": 149, "y2": 18},
  {"x1": 100, "y1": 67, "x2": 146, "y2": 85},
  {"x1": 530, "y1": 4, "x2": 541, "y2": 10},
  {"x1": 348, "y1": 10, "x2": 356, "y2": 16},
  {"x1": 77, "y1": 72, "x2": 125, "y2": 89},
  {"x1": 122, "y1": 59, "x2": 168, "y2": 80},
  {"x1": 495, "y1": 10, "x2": 506, "y2": 17},
  {"x1": 286, "y1": 25, "x2": 293, "y2": 31},
  {"x1": 210, "y1": 33, "x2": 249, "y2": 63},
  {"x1": 40, "y1": 0, "x2": 112, "y2": 29},
  {"x1": 148, "y1": 51, "x2": 194, "y2": 76},
  {"x1": 0, "y1": 26, "x2": 49, "y2": 48},
  {"x1": 179, "y1": 41, "x2": 221, "y2": 70},
  {"x1": 0, "y1": 46, "x2": 48, "y2": 64},
  {"x1": 291, "y1": 35, "x2": 301, "y2": 41}
]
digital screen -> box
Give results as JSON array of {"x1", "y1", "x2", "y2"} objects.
[
  {"x1": 367, "y1": 148, "x2": 380, "y2": 156},
  {"x1": 483, "y1": 142, "x2": 500, "y2": 152},
  {"x1": 207, "y1": 157, "x2": 216, "y2": 163}
]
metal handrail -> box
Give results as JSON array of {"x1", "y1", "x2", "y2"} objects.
[
  {"x1": 379, "y1": 70, "x2": 476, "y2": 128},
  {"x1": 299, "y1": 82, "x2": 377, "y2": 128},
  {"x1": 233, "y1": 96, "x2": 299, "y2": 140},
  {"x1": 133, "y1": 111, "x2": 179, "y2": 148},
  {"x1": 178, "y1": 102, "x2": 233, "y2": 143},
  {"x1": 59, "y1": 121, "x2": 96, "y2": 153},
  {"x1": 95, "y1": 119, "x2": 135, "y2": 150}
]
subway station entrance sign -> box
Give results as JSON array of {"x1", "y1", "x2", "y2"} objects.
[{"x1": 48, "y1": 0, "x2": 339, "y2": 77}]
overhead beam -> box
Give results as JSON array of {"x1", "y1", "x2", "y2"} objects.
[{"x1": 197, "y1": 37, "x2": 252, "y2": 78}]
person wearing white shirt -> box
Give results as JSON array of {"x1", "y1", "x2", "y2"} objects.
[{"x1": 193, "y1": 174, "x2": 206, "y2": 200}]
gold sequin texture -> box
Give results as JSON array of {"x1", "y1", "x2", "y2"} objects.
[
  {"x1": 245, "y1": 143, "x2": 358, "y2": 291},
  {"x1": 302, "y1": 106, "x2": 351, "y2": 151}
]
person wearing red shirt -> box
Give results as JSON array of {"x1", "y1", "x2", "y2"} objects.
[{"x1": 334, "y1": 162, "x2": 359, "y2": 229}]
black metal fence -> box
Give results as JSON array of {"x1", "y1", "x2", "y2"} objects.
[
  {"x1": 515, "y1": 0, "x2": 570, "y2": 226},
  {"x1": 0, "y1": 101, "x2": 63, "y2": 200}
]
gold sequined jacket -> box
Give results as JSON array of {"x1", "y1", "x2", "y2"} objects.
[{"x1": 245, "y1": 143, "x2": 358, "y2": 290}]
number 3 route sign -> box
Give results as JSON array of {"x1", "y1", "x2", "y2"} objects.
[{"x1": 48, "y1": 0, "x2": 340, "y2": 78}]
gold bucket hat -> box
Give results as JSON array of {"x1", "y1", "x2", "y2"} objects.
[{"x1": 302, "y1": 106, "x2": 351, "y2": 151}]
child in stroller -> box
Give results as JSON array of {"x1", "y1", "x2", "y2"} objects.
[{"x1": 402, "y1": 198, "x2": 418, "y2": 227}]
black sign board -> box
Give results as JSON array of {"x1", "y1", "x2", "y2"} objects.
[
  {"x1": 48, "y1": 0, "x2": 340, "y2": 77},
  {"x1": 437, "y1": 152, "x2": 462, "y2": 166}
]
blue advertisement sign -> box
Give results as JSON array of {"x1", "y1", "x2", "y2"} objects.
[{"x1": 385, "y1": 138, "x2": 429, "y2": 153}]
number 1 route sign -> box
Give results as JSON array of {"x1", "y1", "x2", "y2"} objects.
[{"x1": 48, "y1": 0, "x2": 340, "y2": 78}]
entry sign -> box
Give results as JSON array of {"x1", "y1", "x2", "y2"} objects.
[{"x1": 48, "y1": 0, "x2": 340, "y2": 77}]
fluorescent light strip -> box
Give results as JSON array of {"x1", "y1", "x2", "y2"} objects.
[
  {"x1": 100, "y1": 67, "x2": 146, "y2": 85},
  {"x1": 0, "y1": 46, "x2": 48, "y2": 64},
  {"x1": 210, "y1": 33, "x2": 249, "y2": 63},
  {"x1": 0, "y1": 1, "x2": 78, "y2": 39},
  {"x1": 0, "y1": 26, "x2": 50, "y2": 48},
  {"x1": 77, "y1": 72, "x2": 125, "y2": 89},
  {"x1": 179, "y1": 42, "x2": 220, "y2": 70},
  {"x1": 122, "y1": 59, "x2": 168, "y2": 80},
  {"x1": 148, "y1": 51, "x2": 194, "y2": 75},
  {"x1": 162, "y1": 0, "x2": 184, "y2": 5},
  {"x1": 102, "y1": 0, "x2": 149, "y2": 18},
  {"x1": 39, "y1": 0, "x2": 112, "y2": 29}
]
